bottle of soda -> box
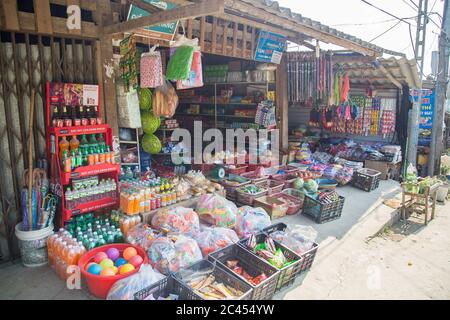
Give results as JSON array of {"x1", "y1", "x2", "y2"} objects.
[
  {"x1": 87, "y1": 238, "x2": 96, "y2": 250},
  {"x1": 106, "y1": 231, "x2": 115, "y2": 244},
  {"x1": 114, "y1": 230, "x2": 125, "y2": 243},
  {"x1": 97, "y1": 235, "x2": 106, "y2": 247}
]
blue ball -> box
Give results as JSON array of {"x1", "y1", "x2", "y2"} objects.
[
  {"x1": 114, "y1": 258, "x2": 127, "y2": 268},
  {"x1": 87, "y1": 263, "x2": 102, "y2": 275}
]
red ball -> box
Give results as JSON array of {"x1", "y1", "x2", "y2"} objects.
[
  {"x1": 128, "y1": 254, "x2": 144, "y2": 268},
  {"x1": 93, "y1": 252, "x2": 108, "y2": 264}
]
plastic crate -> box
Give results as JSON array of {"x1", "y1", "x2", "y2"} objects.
[
  {"x1": 238, "y1": 233, "x2": 303, "y2": 291},
  {"x1": 208, "y1": 244, "x2": 280, "y2": 300},
  {"x1": 302, "y1": 194, "x2": 345, "y2": 224},
  {"x1": 253, "y1": 195, "x2": 289, "y2": 219},
  {"x1": 272, "y1": 192, "x2": 303, "y2": 215},
  {"x1": 173, "y1": 259, "x2": 253, "y2": 300},
  {"x1": 134, "y1": 276, "x2": 182, "y2": 300},
  {"x1": 236, "y1": 185, "x2": 268, "y2": 206},
  {"x1": 352, "y1": 168, "x2": 381, "y2": 192},
  {"x1": 263, "y1": 223, "x2": 319, "y2": 274}
]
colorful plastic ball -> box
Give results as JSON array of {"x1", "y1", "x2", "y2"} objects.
[
  {"x1": 119, "y1": 263, "x2": 135, "y2": 275},
  {"x1": 99, "y1": 258, "x2": 114, "y2": 270},
  {"x1": 106, "y1": 248, "x2": 120, "y2": 261},
  {"x1": 94, "y1": 252, "x2": 108, "y2": 264},
  {"x1": 85, "y1": 262, "x2": 96, "y2": 271},
  {"x1": 123, "y1": 247, "x2": 137, "y2": 261},
  {"x1": 100, "y1": 268, "x2": 116, "y2": 277},
  {"x1": 87, "y1": 263, "x2": 102, "y2": 275},
  {"x1": 128, "y1": 255, "x2": 143, "y2": 268},
  {"x1": 115, "y1": 258, "x2": 127, "y2": 268},
  {"x1": 111, "y1": 266, "x2": 118, "y2": 274}
]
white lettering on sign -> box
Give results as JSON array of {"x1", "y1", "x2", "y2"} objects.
[{"x1": 66, "y1": 5, "x2": 81, "y2": 31}]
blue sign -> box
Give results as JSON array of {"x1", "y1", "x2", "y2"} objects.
[
  {"x1": 419, "y1": 89, "x2": 435, "y2": 130},
  {"x1": 254, "y1": 31, "x2": 287, "y2": 64}
]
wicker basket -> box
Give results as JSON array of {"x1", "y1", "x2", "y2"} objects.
[
  {"x1": 268, "y1": 180, "x2": 285, "y2": 195},
  {"x1": 253, "y1": 195, "x2": 289, "y2": 219},
  {"x1": 240, "y1": 171, "x2": 269, "y2": 188},
  {"x1": 219, "y1": 177, "x2": 251, "y2": 202},
  {"x1": 273, "y1": 192, "x2": 303, "y2": 215},
  {"x1": 236, "y1": 184, "x2": 268, "y2": 206},
  {"x1": 208, "y1": 244, "x2": 280, "y2": 300},
  {"x1": 225, "y1": 165, "x2": 248, "y2": 175}
]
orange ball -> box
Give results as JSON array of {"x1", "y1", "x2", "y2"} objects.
[
  {"x1": 123, "y1": 247, "x2": 137, "y2": 261},
  {"x1": 100, "y1": 267, "x2": 116, "y2": 277},
  {"x1": 119, "y1": 263, "x2": 135, "y2": 275}
]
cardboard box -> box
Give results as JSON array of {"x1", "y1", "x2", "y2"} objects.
[{"x1": 365, "y1": 160, "x2": 400, "y2": 180}]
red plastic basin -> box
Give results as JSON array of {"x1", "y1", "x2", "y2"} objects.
[{"x1": 78, "y1": 244, "x2": 148, "y2": 299}]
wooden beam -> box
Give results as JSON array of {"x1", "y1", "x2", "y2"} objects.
[
  {"x1": 224, "y1": 0, "x2": 380, "y2": 57},
  {"x1": 33, "y1": 0, "x2": 53, "y2": 34},
  {"x1": 50, "y1": 0, "x2": 97, "y2": 11},
  {"x1": 199, "y1": 16, "x2": 206, "y2": 51},
  {"x1": 187, "y1": 18, "x2": 193, "y2": 38},
  {"x1": 232, "y1": 22, "x2": 237, "y2": 57},
  {"x1": 211, "y1": 16, "x2": 218, "y2": 53},
  {"x1": 0, "y1": 0, "x2": 20, "y2": 31},
  {"x1": 128, "y1": 0, "x2": 163, "y2": 14},
  {"x1": 103, "y1": 0, "x2": 225, "y2": 35}
]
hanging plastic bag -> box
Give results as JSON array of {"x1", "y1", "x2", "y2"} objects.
[
  {"x1": 177, "y1": 50, "x2": 204, "y2": 90},
  {"x1": 166, "y1": 45, "x2": 195, "y2": 81},
  {"x1": 117, "y1": 83, "x2": 142, "y2": 128},
  {"x1": 106, "y1": 264, "x2": 165, "y2": 300},
  {"x1": 140, "y1": 45, "x2": 164, "y2": 88},
  {"x1": 235, "y1": 206, "x2": 271, "y2": 238},
  {"x1": 194, "y1": 226, "x2": 239, "y2": 257},
  {"x1": 196, "y1": 194, "x2": 238, "y2": 229},
  {"x1": 152, "y1": 80, "x2": 179, "y2": 118}
]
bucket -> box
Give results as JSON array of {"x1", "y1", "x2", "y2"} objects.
[
  {"x1": 437, "y1": 184, "x2": 449, "y2": 202},
  {"x1": 78, "y1": 244, "x2": 148, "y2": 299},
  {"x1": 15, "y1": 222, "x2": 54, "y2": 267}
]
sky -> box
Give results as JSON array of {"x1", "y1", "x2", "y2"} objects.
[{"x1": 277, "y1": 0, "x2": 445, "y2": 77}]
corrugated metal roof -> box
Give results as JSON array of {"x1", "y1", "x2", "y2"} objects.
[
  {"x1": 235, "y1": 0, "x2": 404, "y2": 57},
  {"x1": 339, "y1": 57, "x2": 421, "y2": 88}
]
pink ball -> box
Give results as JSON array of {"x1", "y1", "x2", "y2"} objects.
[
  {"x1": 128, "y1": 254, "x2": 144, "y2": 268},
  {"x1": 93, "y1": 252, "x2": 108, "y2": 264},
  {"x1": 106, "y1": 247, "x2": 120, "y2": 261}
]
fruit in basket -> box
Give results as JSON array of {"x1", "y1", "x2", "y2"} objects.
[
  {"x1": 123, "y1": 247, "x2": 138, "y2": 260},
  {"x1": 293, "y1": 178, "x2": 304, "y2": 190},
  {"x1": 142, "y1": 133, "x2": 162, "y2": 154},
  {"x1": 139, "y1": 88, "x2": 153, "y2": 111},
  {"x1": 141, "y1": 112, "x2": 161, "y2": 134}
]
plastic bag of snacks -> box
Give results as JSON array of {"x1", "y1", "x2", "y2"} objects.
[
  {"x1": 126, "y1": 223, "x2": 160, "y2": 251},
  {"x1": 335, "y1": 167, "x2": 354, "y2": 185},
  {"x1": 166, "y1": 45, "x2": 195, "y2": 81},
  {"x1": 140, "y1": 46, "x2": 163, "y2": 88},
  {"x1": 147, "y1": 235, "x2": 203, "y2": 275},
  {"x1": 270, "y1": 225, "x2": 317, "y2": 255},
  {"x1": 151, "y1": 207, "x2": 200, "y2": 236},
  {"x1": 194, "y1": 226, "x2": 239, "y2": 257},
  {"x1": 107, "y1": 264, "x2": 165, "y2": 300},
  {"x1": 176, "y1": 50, "x2": 204, "y2": 89},
  {"x1": 235, "y1": 206, "x2": 271, "y2": 238},
  {"x1": 196, "y1": 194, "x2": 238, "y2": 229},
  {"x1": 152, "y1": 81, "x2": 179, "y2": 118}
]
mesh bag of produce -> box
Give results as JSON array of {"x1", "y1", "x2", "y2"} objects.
[{"x1": 235, "y1": 206, "x2": 271, "y2": 238}]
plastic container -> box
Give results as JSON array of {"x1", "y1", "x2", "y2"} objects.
[
  {"x1": 209, "y1": 244, "x2": 280, "y2": 300},
  {"x1": 352, "y1": 168, "x2": 381, "y2": 192},
  {"x1": 302, "y1": 194, "x2": 345, "y2": 224},
  {"x1": 134, "y1": 276, "x2": 183, "y2": 300},
  {"x1": 253, "y1": 196, "x2": 289, "y2": 219},
  {"x1": 15, "y1": 223, "x2": 54, "y2": 267},
  {"x1": 236, "y1": 185, "x2": 268, "y2": 206},
  {"x1": 78, "y1": 244, "x2": 148, "y2": 299},
  {"x1": 273, "y1": 193, "x2": 303, "y2": 215}
]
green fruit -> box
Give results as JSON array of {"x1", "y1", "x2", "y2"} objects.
[
  {"x1": 138, "y1": 88, "x2": 152, "y2": 111},
  {"x1": 142, "y1": 134, "x2": 162, "y2": 155},
  {"x1": 293, "y1": 178, "x2": 304, "y2": 190},
  {"x1": 141, "y1": 112, "x2": 160, "y2": 134}
]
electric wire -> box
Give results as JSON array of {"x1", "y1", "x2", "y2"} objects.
[{"x1": 368, "y1": 20, "x2": 403, "y2": 42}]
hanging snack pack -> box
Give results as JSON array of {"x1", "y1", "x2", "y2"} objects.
[
  {"x1": 152, "y1": 81, "x2": 179, "y2": 118},
  {"x1": 140, "y1": 45, "x2": 164, "y2": 88},
  {"x1": 177, "y1": 50, "x2": 204, "y2": 90},
  {"x1": 166, "y1": 45, "x2": 195, "y2": 81}
]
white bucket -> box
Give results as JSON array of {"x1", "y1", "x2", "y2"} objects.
[
  {"x1": 437, "y1": 185, "x2": 449, "y2": 202},
  {"x1": 15, "y1": 223, "x2": 54, "y2": 267}
]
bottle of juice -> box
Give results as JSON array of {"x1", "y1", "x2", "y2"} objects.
[
  {"x1": 69, "y1": 135, "x2": 80, "y2": 151},
  {"x1": 59, "y1": 136, "x2": 70, "y2": 159}
]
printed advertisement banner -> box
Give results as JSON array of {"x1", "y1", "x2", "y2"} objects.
[{"x1": 254, "y1": 31, "x2": 287, "y2": 64}]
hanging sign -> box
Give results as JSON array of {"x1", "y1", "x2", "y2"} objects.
[
  {"x1": 127, "y1": 0, "x2": 179, "y2": 41},
  {"x1": 254, "y1": 31, "x2": 287, "y2": 64},
  {"x1": 418, "y1": 89, "x2": 435, "y2": 130}
]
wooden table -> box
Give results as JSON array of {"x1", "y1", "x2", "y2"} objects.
[{"x1": 401, "y1": 183, "x2": 439, "y2": 225}]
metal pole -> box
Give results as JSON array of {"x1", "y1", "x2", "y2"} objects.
[
  {"x1": 429, "y1": 0, "x2": 450, "y2": 175},
  {"x1": 407, "y1": 89, "x2": 422, "y2": 168}
]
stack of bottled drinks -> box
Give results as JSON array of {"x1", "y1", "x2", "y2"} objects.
[
  {"x1": 65, "y1": 178, "x2": 117, "y2": 209},
  {"x1": 47, "y1": 228, "x2": 87, "y2": 280}
]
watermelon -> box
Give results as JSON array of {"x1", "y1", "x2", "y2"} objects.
[
  {"x1": 139, "y1": 88, "x2": 152, "y2": 111},
  {"x1": 141, "y1": 112, "x2": 160, "y2": 134},
  {"x1": 293, "y1": 178, "x2": 304, "y2": 190},
  {"x1": 304, "y1": 179, "x2": 318, "y2": 193},
  {"x1": 142, "y1": 134, "x2": 162, "y2": 155}
]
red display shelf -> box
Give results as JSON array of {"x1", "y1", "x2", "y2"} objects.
[
  {"x1": 63, "y1": 197, "x2": 118, "y2": 222},
  {"x1": 60, "y1": 163, "x2": 120, "y2": 185},
  {"x1": 49, "y1": 124, "x2": 109, "y2": 137}
]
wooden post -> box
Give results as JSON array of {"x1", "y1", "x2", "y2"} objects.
[
  {"x1": 200, "y1": 16, "x2": 206, "y2": 51},
  {"x1": 211, "y1": 17, "x2": 217, "y2": 53},
  {"x1": 33, "y1": 0, "x2": 53, "y2": 34},
  {"x1": 232, "y1": 22, "x2": 238, "y2": 57},
  {"x1": 0, "y1": 0, "x2": 20, "y2": 31},
  {"x1": 276, "y1": 57, "x2": 289, "y2": 151}
]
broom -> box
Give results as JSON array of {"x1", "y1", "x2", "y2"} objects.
[{"x1": 27, "y1": 88, "x2": 35, "y2": 231}]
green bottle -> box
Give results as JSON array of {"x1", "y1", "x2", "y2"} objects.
[
  {"x1": 89, "y1": 134, "x2": 98, "y2": 150},
  {"x1": 80, "y1": 134, "x2": 89, "y2": 153},
  {"x1": 87, "y1": 238, "x2": 96, "y2": 250},
  {"x1": 106, "y1": 231, "x2": 115, "y2": 244},
  {"x1": 97, "y1": 235, "x2": 106, "y2": 247},
  {"x1": 97, "y1": 134, "x2": 106, "y2": 149}
]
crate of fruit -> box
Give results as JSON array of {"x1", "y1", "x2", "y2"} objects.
[
  {"x1": 240, "y1": 171, "x2": 269, "y2": 188},
  {"x1": 302, "y1": 191, "x2": 345, "y2": 224},
  {"x1": 297, "y1": 170, "x2": 322, "y2": 180},
  {"x1": 219, "y1": 175, "x2": 251, "y2": 202},
  {"x1": 239, "y1": 233, "x2": 303, "y2": 291},
  {"x1": 262, "y1": 223, "x2": 319, "y2": 275},
  {"x1": 236, "y1": 184, "x2": 268, "y2": 206},
  {"x1": 267, "y1": 180, "x2": 285, "y2": 195},
  {"x1": 173, "y1": 259, "x2": 253, "y2": 300},
  {"x1": 253, "y1": 195, "x2": 289, "y2": 219},
  {"x1": 134, "y1": 276, "x2": 182, "y2": 300},
  {"x1": 352, "y1": 168, "x2": 381, "y2": 192},
  {"x1": 208, "y1": 244, "x2": 280, "y2": 300}
]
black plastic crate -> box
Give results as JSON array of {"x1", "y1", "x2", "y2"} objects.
[
  {"x1": 263, "y1": 223, "x2": 319, "y2": 274},
  {"x1": 352, "y1": 168, "x2": 381, "y2": 192},
  {"x1": 302, "y1": 194, "x2": 345, "y2": 224},
  {"x1": 209, "y1": 244, "x2": 280, "y2": 300},
  {"x1": 173, "y1": 259, "x2": 253, "y2": 300},
  {"x1": 238, "y1": 233, "x2": 303, "y2": 291},
  {"x1": 134, "y1": 276, "x2": 182, "y2": 300}
]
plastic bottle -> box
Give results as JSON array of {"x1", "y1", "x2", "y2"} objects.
[
  {"x1": 59, "y1": 136, "x2": 70, "y2": 159},
  {"x1": 69, "y1": 135, "x2": 80, "y2": 151},
  {"x1": 97, "y1": 235, "x2": 106, "y2": 247}
]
